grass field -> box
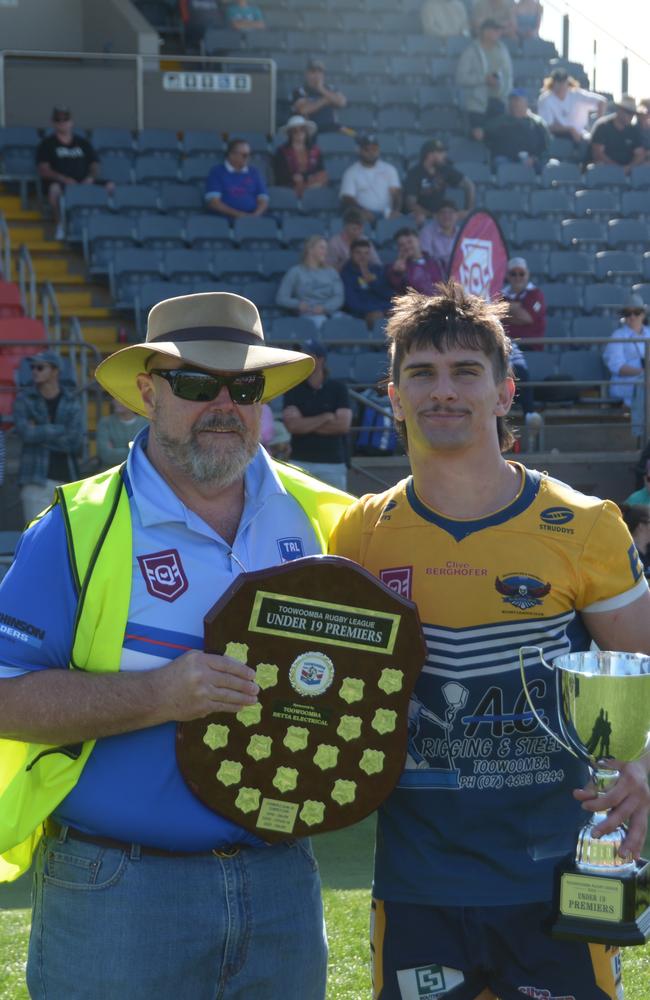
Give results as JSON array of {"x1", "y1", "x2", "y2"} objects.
[{"x1": 1, "y1": 817, "x2": 649, "y2": 999}]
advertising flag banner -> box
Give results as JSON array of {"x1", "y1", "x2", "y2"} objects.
[{"x1": 448, "y1": 210, "x2": 509, "y2": 301}]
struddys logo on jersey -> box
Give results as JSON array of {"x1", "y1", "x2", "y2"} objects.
[
  {"x1": 277, "y1": 537, "x2": 304, "y2": 562},
  {"x1": 137, "y1": 549, "x2": 189, "y2": 602},
  {"x1": 539, "y1": 507, "x2": 575, "y2": 535},
  {"x1": 518, "y1": 988, "x2": 576, "y2": 1000},
  {"x1": 289, "y1": 651, "x2": 334, "y2": 697},
  {"x1": 379, "y1": 499, "x2": 398, "y2": 522},
  {"x1": 495, "y1": 574, "x2": 551, "y2": 611},
  {"x1": 458, "y1": 237, "x2": 493, "y2": 299},
  {"x1": 380, "y1": 566, "x2": 413, "y2": 600}
]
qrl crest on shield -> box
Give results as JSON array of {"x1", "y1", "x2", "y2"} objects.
[
  {"x1": 137, "y1": 549, "x2": 188, "y2": 601},
  {"x1": 459, "y1": 237, "x2": 493, "y2": 299}
]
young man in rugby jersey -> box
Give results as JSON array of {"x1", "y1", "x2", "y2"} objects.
[{"x1": 329, "y1": 281, "x2": 650, "y2": 1000}]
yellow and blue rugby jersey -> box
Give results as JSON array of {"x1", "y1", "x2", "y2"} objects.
[{"x1": 329, "y1": 463, "x2": 647, "y2": 907}]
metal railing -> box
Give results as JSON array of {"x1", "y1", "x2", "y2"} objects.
[
  {"x1": 0, "y1": 212, "x2": 9, "y2": 281},
  {"x1": 16, "y1": 243, "x2": 35, "y2": 318}
]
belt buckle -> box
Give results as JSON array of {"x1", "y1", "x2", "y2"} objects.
[{"x1": 212, "y1": 845, "x2": 240, "y2": 858}]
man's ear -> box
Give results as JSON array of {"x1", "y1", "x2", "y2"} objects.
[
  {"x1": 387, "y1": 381, "x2": 404, "y2": 421},
  {"x1": 136, "y1": 373, "x2": 156, "y2": 419},
  {"x1": 495, "y1": 375, "x2": 516, "y2": 417}
]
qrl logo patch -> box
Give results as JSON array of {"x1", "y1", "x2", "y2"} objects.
[
  {"x1": 459, "y1": 237, "x2": 493, "y2": 300},
  {"x1": 137, "y1": 549, "x2": 189, "y2": 602},
  {"x1": 278, "y1": 537, "x2": 304, "y2": 561},
  {"x1": 380, "y1": 566, "x2": 413, "y2": 599}
]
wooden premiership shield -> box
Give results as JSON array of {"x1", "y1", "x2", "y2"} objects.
[{"x1": 176, "y1": 555, "x2": 425, "y2": 842}]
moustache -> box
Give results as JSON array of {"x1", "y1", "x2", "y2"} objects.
[
  {"x1": 193, "y1": 415, "x2": 245, "y2": 434},
  {"x1": 422, "y1": 406, "x2": 470, "y2": 416}
]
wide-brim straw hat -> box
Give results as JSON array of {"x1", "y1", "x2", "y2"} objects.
[
  {"x1": 95, "y1": 291, "x2": 314, "y2": 416},
  {"x1": 279, "y1": 114, "x2": 317, "y2": 138},
  {"x1": 615, "y1": 94, "x2": 638, "y2": 114}
]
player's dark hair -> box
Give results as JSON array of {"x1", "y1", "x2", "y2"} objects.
[{"x1": 385, "y1": 281, "x2": 515, "y2": 452}]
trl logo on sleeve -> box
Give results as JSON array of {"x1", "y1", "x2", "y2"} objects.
[
  {"x1": 277, "y1": 537, "x2": 304, "y2": 561},
  {"x1": 396, "y1": 964, "x2": 465, "y2": 998},
  {"x1": 380, "y1": 566, "x2": 413, "y2": 600},
  {"x1": 137, "y1": 549, "x2": 189, "y2": 602}
]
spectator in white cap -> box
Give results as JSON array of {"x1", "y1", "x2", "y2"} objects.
[
  {"x1": 272, "y1": 115, "x2": 327, "y2": 198},
  {"x1": 501, "y1": 257, "x2": 546, "y2": 351},
  {"x1": 603, "y1": 293, "x2": 650, "y2": 437}
]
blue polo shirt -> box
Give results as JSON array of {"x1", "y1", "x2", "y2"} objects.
[
  {"x1": 204, "y1": 160, "x2": 268, "y2": 214},
  {"x1": 0, "y1": 429, "x2": 321, "y2": 850}
]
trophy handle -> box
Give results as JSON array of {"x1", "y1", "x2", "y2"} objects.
[{"x1": 519, "y1": 645, "x2": 577, "y2": 758}]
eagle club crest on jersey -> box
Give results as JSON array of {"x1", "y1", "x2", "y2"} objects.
[
  {"x1": 380, "y1": 566, "x2": 413, "y2": 599},
  {"x1": 137, "y1": 549, "x2": 189, "y2": 602},
  {"x1": 495, "y1": 574, "x2": 551, "y2": 610}
]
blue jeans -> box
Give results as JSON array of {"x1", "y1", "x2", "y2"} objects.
[{"x1": 27, "y1": 830, "x2": 327, "y2": 1000}]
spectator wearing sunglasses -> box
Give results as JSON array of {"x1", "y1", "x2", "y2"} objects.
[
  {"x1": 204, "y1": 138, "x2": 269, "y2": 218},
  {"x1": 12, "y1": 350, "x2": 82, "y2": 524},
  {"x1": 588, "y1": 95, "x2": 645, "y2": 173},
  {"x1": 0, "y1": 292, "x2": 353, "y2": 999},
  {"x1": 603, "y1": 294, "x2": 650, "y2": 435},
  {"x1": 501, "y1": 257, "x2": 546, "y2": 351}
]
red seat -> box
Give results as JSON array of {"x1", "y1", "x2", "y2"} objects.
[
  {"x1": 0, "y1": 317, "x2": 46, "y2": 359},
  {"x1": 0, "y1": 380, "x2": 16, "y2": 422},
  {"x1": 0, "y1": 282, "x2": 24, "y2": 319}
]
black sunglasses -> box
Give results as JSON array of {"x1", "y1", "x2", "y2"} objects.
[
  {"x1": 150, "y1": 368, "x2": 265, "y2": 405},
  {"x1": 623, "y1": 308, "x2": 645, "y2": 317},
  {"x1": 508, "y1": 269, "x2": 527, "y2": 276},
  {"x1": 31, "y1": 363, "x2": 50, "y2": 371}
]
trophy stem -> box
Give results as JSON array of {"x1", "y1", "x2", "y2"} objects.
[{"x1": 575, "y1": 769, "x2": 636, "y2": 874}]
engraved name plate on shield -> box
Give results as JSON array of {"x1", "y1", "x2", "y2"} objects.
[{"x1": 176, "y1": 555, "x2": 425, "y2": 842}]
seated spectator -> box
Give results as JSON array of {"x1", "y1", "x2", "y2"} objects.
[
  {"x1": 509, "y1": 340, "x2": 543, "y2": 436},
  {"x1": 537, "y1": 69, "x2": 606, "y2": 151},
  {"x1": 421, "y1": 0, "x2": 469, "y2": 37},
  {"x1": 485, "y1": 90, "x2": 550, "y2": 172},
  {"x1": 603, "y1": 294, "x2": 650, "y2": 435},
  {"x1": 386, "y1": 228, "x2": 444, "y2": 296},
  {"x1": 179, "y1": 0, "x2": 223, "y2": 50},
  {"x1": 282, "y1": 339, "x2": 352, "y2": 491},
  {"x1": 588, "y1": 96, "x2": 645, "y2": 174},
  {"x1": 625, "y1": 463, "x2": 650, "y2": 506},
  {"x1": 326, "y1": 208, "x2": 381, "y2": 271},
  {"x1": 12, "y1": 350, "x2": 82, "y2": 524},
  {"x1": 272, "y1": 115, "x2": 327, "y2": 198},
  {"x1": 341, "y1": 239, "x2": 394, "y2": 330},
  {"x1": 276, "y1": 235, "x2": 344, "y2": 327},
  {"x1": 501, "y1": 257, "x2": 546, "y2": 350},
  {"x1": 404, "y1": 140, "x2": 475, "y2": 225},
  {"x1": 36, "y1": 106, "x2": 115, "y2": 242},
  {"x1": 204, "y1": 138, "x2": 269, "y2": 218},
  {"x1": 292, "y1": 59, "x2": 347, "y2": 134},
  {"x1": 340, "y1": 134, "x2": 402, "y2": 224},
  {"x1": 637, "y1": 98, "x2": 650, "y2": 160},
  {"x1": 455, "y1": 20, "x2": 513, "y2": 142},
  {"x1": 514, "y1": 0, "x2": 542, "y2": 40},
  {"x1": 419, "y1": 201, "x2": 461, "y2": 272},
  {"x1": 224, "y1": 0, "x2": 264, "y2": 30},
  {"x1": 471, "y1": 0, "x2": 516, "y2": 37},
  {"x1": 620, "y1": 503, "x2": 650, "y2": 576},
  {"x1": 96, "y1": 398, "x2": 148, "y2": 470}
]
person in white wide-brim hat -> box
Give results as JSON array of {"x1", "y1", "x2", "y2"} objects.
[
  {"x1": 272, "y1": 114, "x2": 328, "y2": 198},
  {"x1": 0, "y1": 290, "x2": 352, "y2": 999}
]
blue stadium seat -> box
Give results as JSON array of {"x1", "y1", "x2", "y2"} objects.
[
  {"x1": 262, "y1": 249, "x2": 301, "y2": 278},
  {"x1": 376, "y1": 84, "x2": 418, "y2": 111},
  {"x1": 621, "y1": 191, "x2": 650, "y2": 218},
  {"x1": 136, "y1": 128, "x2": 180, "y2": 158},
  {"x1": 521, "y1": 37, "x2": 557, "y2": 58},
  {"x1": 163, "y1": 248, "x2": 215, "y2": 284},
  {"x1": 99, "y1": 155, "x2": 133, "y2": 185},
  {"x1": 582, "y1": 283, "x2": 627, "y2": 314},
  {"x1": 446, "y1": 35, "x2": 470, "y2": 57},
  {"x1": 111, "y1": 248, "x2": 162, "y2": 308},
  {"x1": 267, "y1": 186, "x2": 301, "y2": 214},
  {"x1": 338, "y1": 107, "x2": 375, "y2": 132},
  {"x1": 514, "y1": 219, "x2": 560, "y2": 249},
  {"x1": 320, "y1": 315, "x2": 368, "y2": 344},
  {"x1": 242, "y1": 28, "x2": 288, "y2": 51},
  {"x1": 232, "y1": 216, "x2": 280, "y2": 248},
  {"x1": 374, "y1": 217, "x2": 410, "y2": 247},
  {"x1": 560, "y1": 218, "x2": 607, "y2": 250},
  {"x1": 241, "y1": 279, "x2": 279, "y2": 312},
  {"x1": 134, "y1": 156, "x2": 179, "y2": 186},
  {"x1": 548, "y1": 250, "x2": 596, "y2": 283},
  {"x1": 583, "y1": 163, "x2": 628, "y2": 190},
  {"x1": 541, "y1": 162, "x2": 582, "y2": 188},
  {"x1": 134, "y1": 280, "x2": 186, "y2": 332},
  {"x1": 282, "y1": 217, "x2": 329, "y2": 247},
  {"x1": 136, "y1": 214, "x2": 186, "y2": 249},
  {"x1": 62, "y1": 186, "x2": 112, "y2": 242},
  {"x1": 201, "y1": 27, "x2": 242, "y2": 54},
  {"x1": 642, "y1": 254, "x2": 650, "y2": 281},
  {"x1": 594, "y1": 251, "x2": 642, "y2": 281},
  {"x1": 180, "y1": 156, "x2": 215, "y2": 185},
  {"x1": 184, "y1": 214, "x2": 231, "y2": 249},
  {"x1": 268, "y1": 316, "x2": 317, "y2": 342},
  {"x1": 376, "y1": 107, "x2": 419, "y2": 132},
  {"x1": 496, "y1": 162, "x2": 539, "y2": 189},
  {"x1": 354, "y1": 350, "x2": 390, "y2": 387},
  {"x1": 158, "y1": 183, "x2": 203, "y2": 214},
  {"x1": 571, "y1": 316, "x2": 616, "y2": 343},
  {"x1": 573, "y1": 189, "x2": 620, "y2": 218},
  {"x1": 518, "y1": 250, "x2": 549, "y2": 280},
  {"x1": 91, "y1": 127, "x2": 134, "y2": 157},
  {"x1": 632, "y1": 282, "x2": 650, "y2": 301},
  {"x1": 112, "y1": 185, "x2": 159, "y2": 216},
  {"x1": 539, "y1": 284, "x2": 583, "y2": 314},
  {"x1": 182, "y1": 131, "x2": 224, "y2": 156},
  {"x1": 558, "y1": 350, "x2": 609, "y2": 397},
  {"x1": 484, "y1": 190, "x2": 529, "y2": 217},
  {"x1": 629, "y1": 165, "x2": 650, "y2": 189},
  {"x1": 83, "y1": 214, "x2": 136, "y2": 275},
  {"x1": 606, "y1": 219, "x2": 648, "y2": 250},
  {"x1": 318, "y1": 133, "x2": 356, "y2": 155},
  {"x1": 300, "y1": 187, "x2": 339, "y2": 216},
  {"x1": 367, "y1": 34, "x2": 403, "y2": 56},
  {"x1": 525, "y1": 353, "x2": 558, "y2": 384},
  {"x1": 455, "y1": 162, "x2": 492, "y2": 184},
  {"x1": 529, "y1": 189, "x2": 574, "y2": 217},
  {"x1": 419, "y1": 107, "x2": 462, "y2": 133},
  {"x1": 213, "y1": 250, "x2": 263, "y2": 281}
]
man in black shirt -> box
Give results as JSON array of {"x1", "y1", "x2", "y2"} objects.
[
  {"x1": 403, "y1": 140, "x2": 475, "y2": 226},
  {"x1": 588, "y1": 95, "x2": 645, "y2": 173},
  {"x1": 291, "y1": 60, "x2": 347, "y2": 134},
  {"x1": 485, "y1": 90, "x2": 550, "y2": 172},
  {"x1": 36, "y1": 106, "x2": 114, "y2": 240},
  {"x1": 282, "y1": 339, "x2": 352, "y2": 490}
]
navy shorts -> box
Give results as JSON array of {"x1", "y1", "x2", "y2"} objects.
[{"x1": 371, "y1": 898, "x2": 623, "y2": 999}]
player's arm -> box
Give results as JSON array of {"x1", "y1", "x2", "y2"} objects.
[{"x1": 577, "y1": 590, "x2": 650, "y2": 858}]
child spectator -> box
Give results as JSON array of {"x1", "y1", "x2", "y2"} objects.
[
  {"x1": 341, "y1": 239, "x2": 394, "y2": 330},
  {"x1": 326, "y1": 209, "x2": 381, "y2": 271}
]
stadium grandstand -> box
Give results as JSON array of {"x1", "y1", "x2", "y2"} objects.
[{"x1": 0, "y1": 0, "x2": 649, "y2": 536}]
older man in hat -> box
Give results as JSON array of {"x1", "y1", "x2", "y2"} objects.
[
  {"x1": 603, "y1": 292, "x2": 650, "y2": 438},
  {"x1": 0, "y1": 292, "x2": 352, "y2": 999},
  {"x1": 12, "y1": 349, "x2": 83, "y2": 523},
  {"x1": 588, "y1": 95, "x2": 645, "y2": 173}
]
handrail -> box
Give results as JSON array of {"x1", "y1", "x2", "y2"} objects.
[
  {"x1": 0, "y1": 212, "x2": 10, "y2": 281},
  {"x1": 0, "y1": 49, "x2": 276, "y2": 134},
  {"x1": 16, "y1": 243, "x2": 35, "y2": 317},
  {"x1": 40, "y1": 281, "x2": 61, "y2": 342}
]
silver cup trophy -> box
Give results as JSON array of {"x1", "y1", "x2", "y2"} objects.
[{"x1": 519, "y1": 647, "x2": 650, "y2": 945}]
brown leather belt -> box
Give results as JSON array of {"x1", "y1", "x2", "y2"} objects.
[{"x1": 45, "y1": 819, "x2": 242, "y2": 858}]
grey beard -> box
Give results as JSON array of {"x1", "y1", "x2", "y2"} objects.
[{"x1": 153, "y1": 410, "x2": 259, "y2": 488}]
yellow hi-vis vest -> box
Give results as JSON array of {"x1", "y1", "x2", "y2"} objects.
[{"x1": 0, "y1": 461, "x2": 353, "y2": 882}]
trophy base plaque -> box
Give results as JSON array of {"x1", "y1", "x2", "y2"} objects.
[{"x1": 550, "y1": 855, "x2": 650, "y2": 946}]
